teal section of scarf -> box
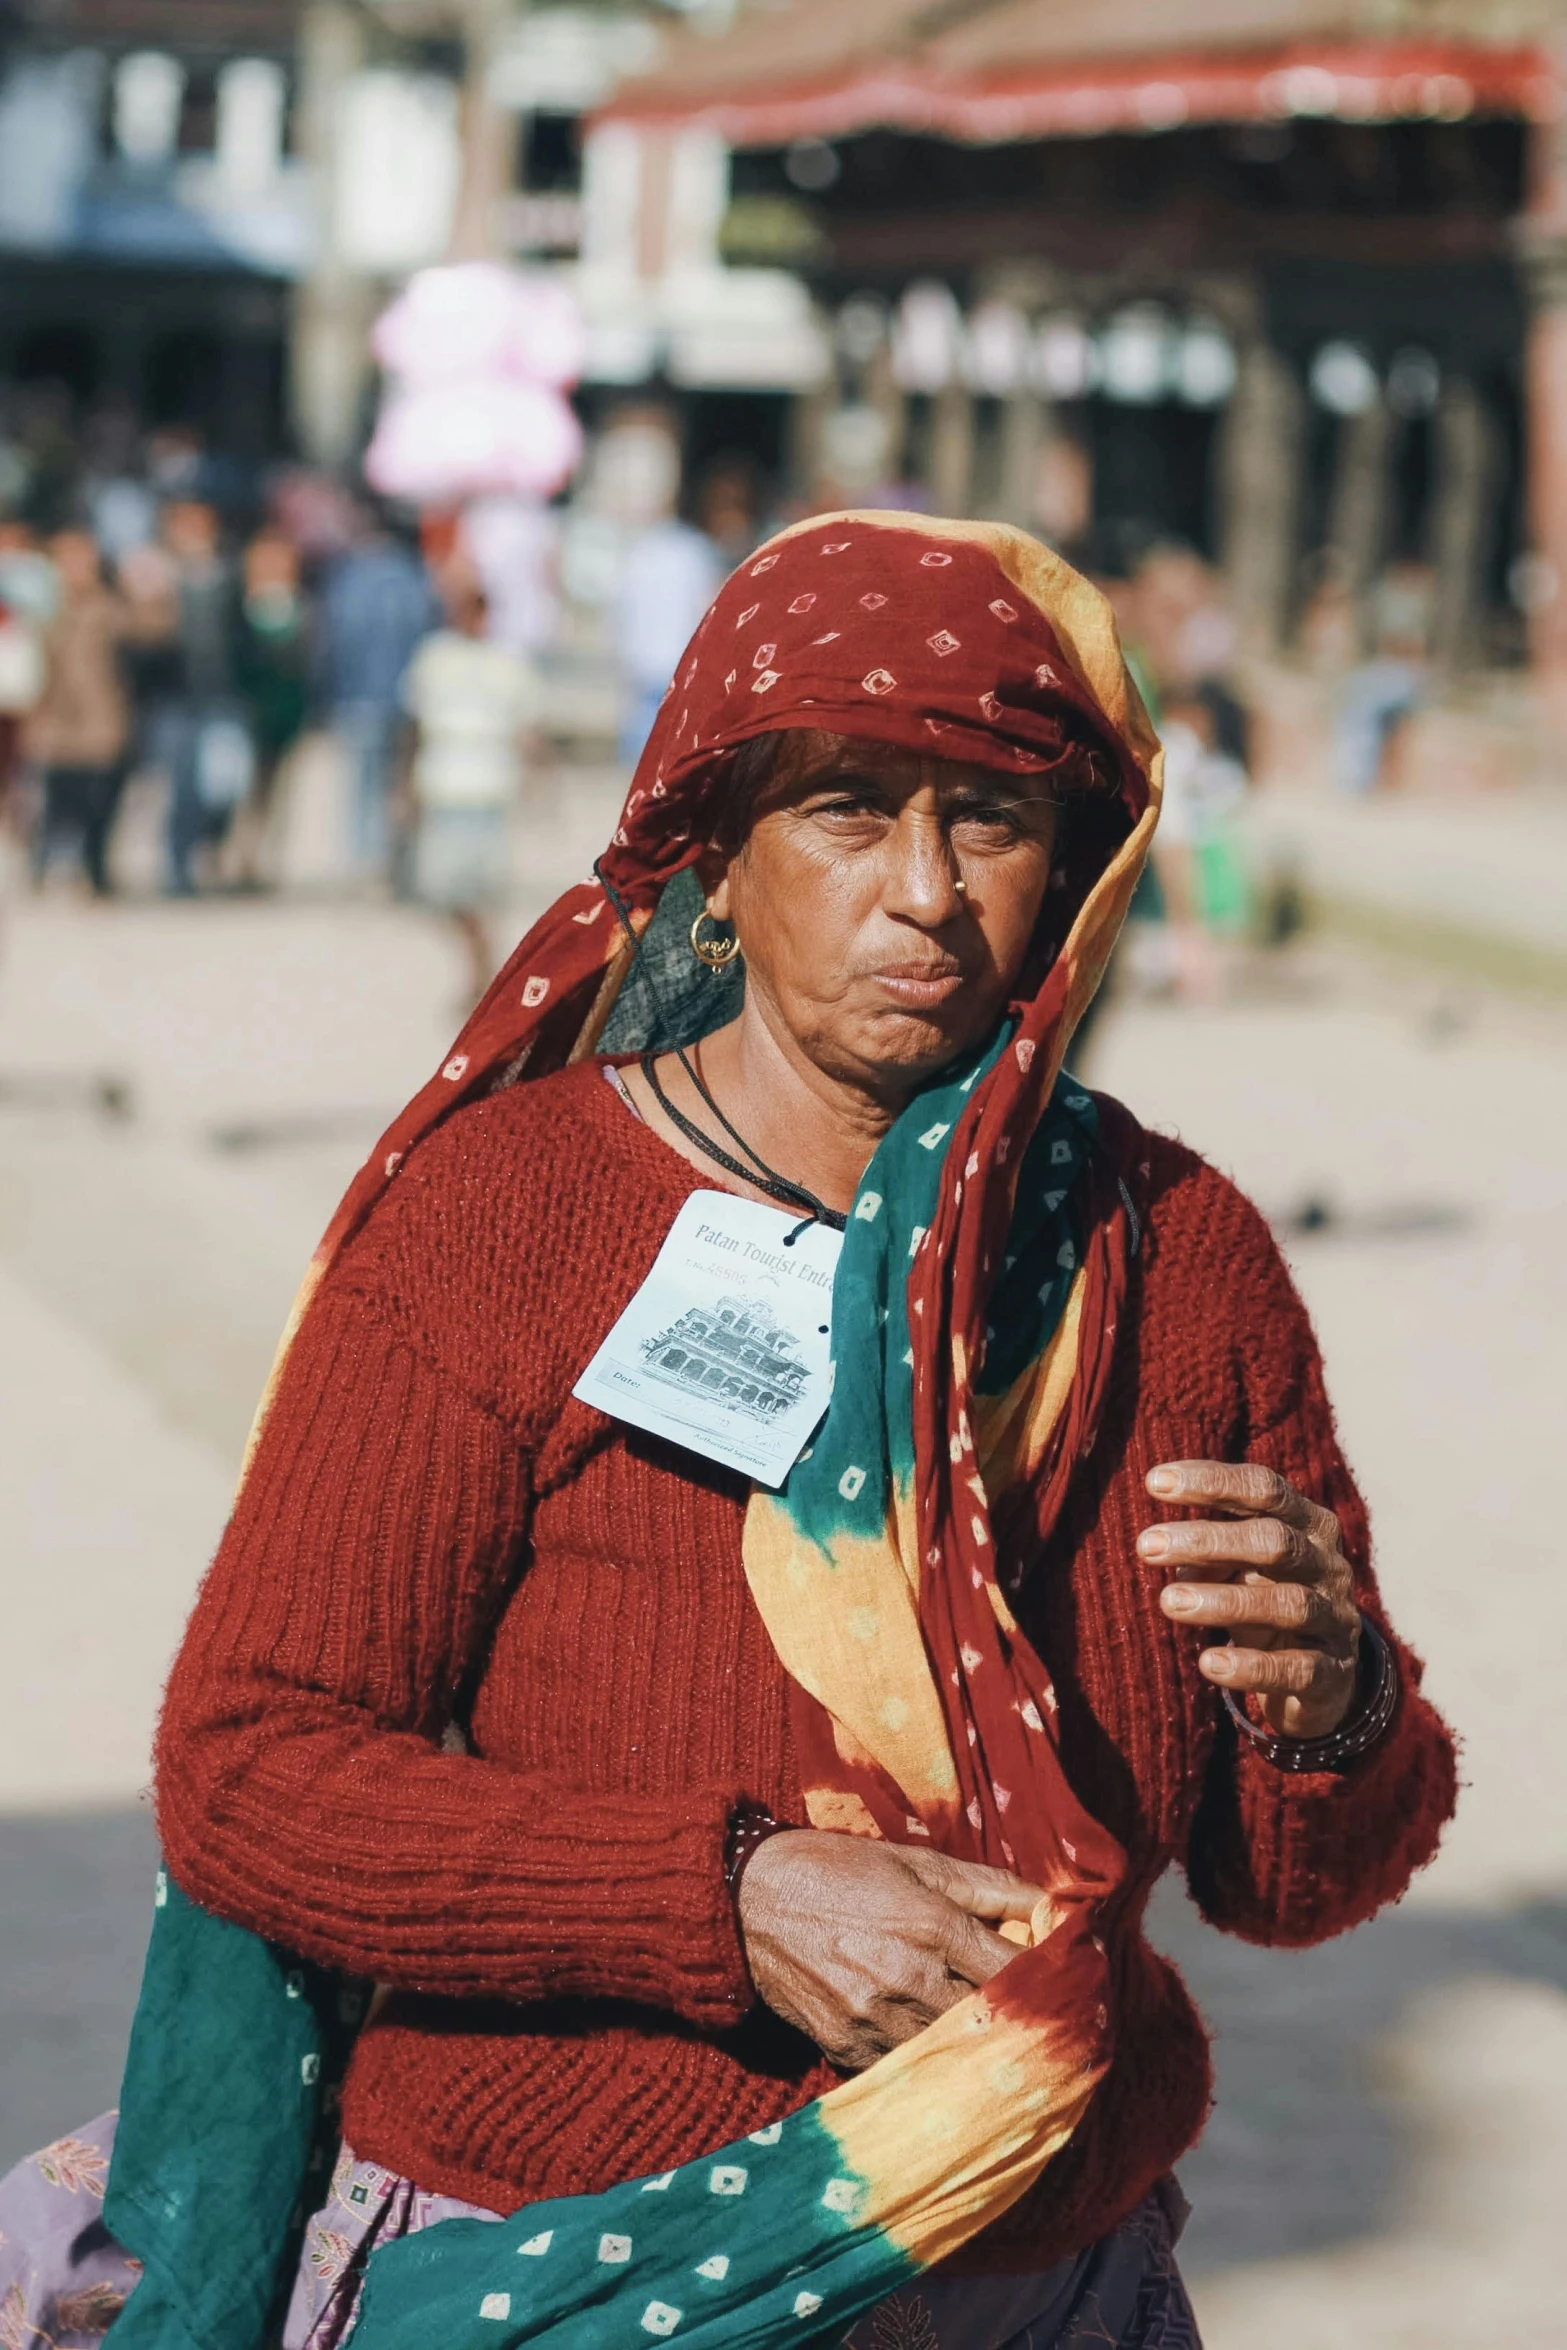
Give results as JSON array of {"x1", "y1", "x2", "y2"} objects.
[
  {"x1": 354, "y1": 2102, "x2": 912, "y2": 2350},
  {"x1": 788, "y1": 1034, "x2": 1096, "y2": 1551},
  {"x1": 103, "y1": 1871, "x2": 360, "y2": 2350}
]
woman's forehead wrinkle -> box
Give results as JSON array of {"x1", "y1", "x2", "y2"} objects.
[{"x1": 781, "y1": 739, "x2": 1057, "y2": 807}]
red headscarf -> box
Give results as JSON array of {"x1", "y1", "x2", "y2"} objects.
[{"x1": 247, "y1": 512, "x2": 1159, "y2": 1464}]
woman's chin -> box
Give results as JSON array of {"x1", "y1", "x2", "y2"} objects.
[{"x1": 834, "y1": 1002, "x2": 999, "y2": 1089}]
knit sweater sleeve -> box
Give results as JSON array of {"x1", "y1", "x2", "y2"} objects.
[
  {"x1": 1178, "y1": 1178, "x2": 1458, "y2": 1946},
  {"x1": 154, "y1": 1128, "x2": 752, "y2": 2029}
]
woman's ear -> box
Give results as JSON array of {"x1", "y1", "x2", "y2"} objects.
[{"x1": 695, "y1": 844, "x2": 734, "y2": 923}]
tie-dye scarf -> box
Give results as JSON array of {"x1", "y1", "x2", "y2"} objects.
[{"x1": 104, "y1": 514, "x2": 1161, "y2": 2350}]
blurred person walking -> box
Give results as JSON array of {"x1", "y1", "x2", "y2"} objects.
[
  {"x1": 230, "y1": 530, "x2": 312, "y2": 889},
  {"x1": 319, "y1": 510, "x2": 437, "y2": 882},
  {"x1": 146, "y1": 499, "x2": 252, "y2": 897},
  {"x1": 26, "y1": 528, "x2": 148, "y2": 896},
  {"x1": 0, "y1": 518, "x2": 62, "y2": 636},
  {"x1": 80, "y1": 404, "x2": 158, "y2": 569},
  {"x1": 613, "y1": 508, "x2": 724, "y2": 764},
  {"x1": 697, "y1": 454, "x2": 765, "y2": 566},
  {"x1": 0, "y1": 524, "x2": 50, "y2": 833},
  {"x1": 9, "y1": 381, "x2": 77, "y2": 531},
  {"x1": 457, "y1": 494, "x2": 560, "y2": 662},
  {"x1": 401, "y1": 568, "x2": 534, "y2": 1007},
  {"x1": 1335, "y1": 560, "x2": 1433, "y2": 795},
  {"x1": 1129, "y1": 541, "x2": 1237, "y2": 704}
]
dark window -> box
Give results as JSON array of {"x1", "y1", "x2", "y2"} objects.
[{"x1": 520, "y1": 111, "x2": 581, "y2": 195}]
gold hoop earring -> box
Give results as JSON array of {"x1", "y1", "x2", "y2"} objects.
[{"x1": 690, "y1": 910, "x2": 741, "y2": 969}]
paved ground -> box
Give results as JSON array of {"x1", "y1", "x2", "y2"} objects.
[
  {"x1": 2, "y1": 765, "x2": 1564, "y2": 2343},
  {"x1": 1244, "y1": 782, "x2": 1567, "y2": 989}
]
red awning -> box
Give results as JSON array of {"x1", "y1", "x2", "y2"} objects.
[{"x1": 603, "y1": 34, "x2": 1560, "y2": 148}]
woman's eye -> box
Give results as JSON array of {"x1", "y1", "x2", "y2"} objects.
[
  {"x1": 951, "y1": 805, "x2": 1023, "y2": 840},
  {"x1": 813, "y1": 794, "x2": 885, "y2": 821}
]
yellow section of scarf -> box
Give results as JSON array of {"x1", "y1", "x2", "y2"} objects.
[{"x1": 814, "y1": 1923, "x2": 1102, "y2": 2266}]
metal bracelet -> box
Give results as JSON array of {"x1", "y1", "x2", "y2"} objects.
[{"x1": 1222, "y1": 1617, "x2": 1399, "y2": 1774}]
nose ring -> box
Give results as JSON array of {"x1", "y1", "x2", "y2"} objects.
[{"x1": 954, "y1": 877, "x2": 968, "y2": 896}]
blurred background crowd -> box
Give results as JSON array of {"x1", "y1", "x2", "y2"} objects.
[
  {"x1": 0, "y1": 415, "x2": 1273, "y2": 1006},
  {"x1": 4, "y1": 0, "x2": 1567, "y2": 996},
  {"x1": 1, "y1": 3, "x2": 1565, "y2": 2347}
]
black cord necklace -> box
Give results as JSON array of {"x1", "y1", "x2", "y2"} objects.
[{"x1": 638, "y1": 1050, "x2": 848, "y2": 1233}]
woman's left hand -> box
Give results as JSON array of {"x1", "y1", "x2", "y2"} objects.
[{"x1": 1141, "y1": 1461, "x2": 1362, "y2": 1739}]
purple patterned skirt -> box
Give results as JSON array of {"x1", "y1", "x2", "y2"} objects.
[{"x1": 0, "y1": 2114, "x2": 1199, "y2": 2349}]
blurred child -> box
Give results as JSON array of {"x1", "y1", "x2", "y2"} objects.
[
  {"x1": 1152, "y1": 689, "x2": 1252, "y2": 999},
  {"x1": 401, "y1": 571, "x2": 533, "y2": 1007}
]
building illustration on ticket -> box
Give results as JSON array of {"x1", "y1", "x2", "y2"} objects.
[{"x1": 642, "y1": 1293, "x2": 810, "y2": 1422}]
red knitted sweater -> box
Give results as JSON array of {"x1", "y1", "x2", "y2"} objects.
[{"x1": 155, "y1": 1059, "x2": 1456, "y2": 2271}]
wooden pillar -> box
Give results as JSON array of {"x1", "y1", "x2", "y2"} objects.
[
  {"x1": 1325, "y1": 394, "x2": 1394, "y2": 652},
  {"x1": 1428, "y1": 378, "x2": 1500, "y2": 675},
  {"x1": 288, "y1": 1, "x2": 373, "y2": 469},
  {"x1": 448, "y1": 0, "x2": 514, "y2": 263},
  {"x1": 996, "y1": 386, "x2": 1046, "y2": 529},
  {"x1": 928, "y1": 381, "x2": 975, "y2": 519},
  {"x1": 1218, "y1": 339, "x2": 1304, "y2": 654},
  {"x1": 787, "y1": 383, "x2": 833, "y2": 505},
  {"x1": 1517, "y1": 75, "x2": 1567, "y2": 681},
  {"x1": 1521, "y1": 240, "x2": 1567, "y2": 676},
  {"x1": 864, "y1": 339, "x2": 907, "y2": 489}
]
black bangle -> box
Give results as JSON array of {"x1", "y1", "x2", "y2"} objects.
[
  {"x1": 724, "y1": 1801, "x2": 795, "y2": 1901},
  {"x1": 1222, "y1": 1617, "x2": 1399, "y2": 1774}
]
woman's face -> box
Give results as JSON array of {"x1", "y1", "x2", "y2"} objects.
[{"x1": 707, "y1": 730, "x2": 1061, "y2": 1097}]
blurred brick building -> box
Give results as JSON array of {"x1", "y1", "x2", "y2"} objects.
[
  {"x1": 0, "y1": 0, "x2": 310, "y2": 467},
  {"x1": 599, "y1": 0, "x2": 1567, "y2": 677},
  {"x1": 7, "y1": 0, "x2": 1567, "y2": 684}
]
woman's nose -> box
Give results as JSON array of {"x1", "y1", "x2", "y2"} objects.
[{"x1": 883, "y1": 808, "x2": 965, "y2": 925}]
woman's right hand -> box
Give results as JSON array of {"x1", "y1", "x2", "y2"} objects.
[{"x1": 737, "y1": 1830, "x2": 1041, "y2": 2072}]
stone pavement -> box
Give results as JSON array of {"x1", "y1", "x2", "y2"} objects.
[
  {"x1": 1, "y1": 767, "x2": 1564, "y2": 2342},
  {"x1": 1246, "y1": 779, "x2": 1567, "y2": 983},
  {"x1": 1226, "y1": 654, "x2": 1567, "y2": 983}
]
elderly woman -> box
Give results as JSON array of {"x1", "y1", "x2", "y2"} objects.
[{"x1": 3, "y1": 517, "x2": 1454, "y2": 2350}]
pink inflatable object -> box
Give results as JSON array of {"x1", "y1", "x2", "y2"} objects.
[
  {"x1": 372, "y1": 262, "x2": 585, "y2": 389},
  {"x1": 366, "y1": 263, "x2": 585, "y2": 502},
  {"x1": 365, "y1": 376, "x2": 584, "y2": 503}
]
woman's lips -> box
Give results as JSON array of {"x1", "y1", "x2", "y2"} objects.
[{"x1": 870, "y1": 965, "x2": 968, "y2": 1007}]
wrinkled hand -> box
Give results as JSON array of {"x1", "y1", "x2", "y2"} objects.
[
  {"x1": 737, "y1": 1832, "x2": 1041, "y2": 2072},
  {"x1": 1143, "y1": 1460, "x2": 1361, "y2": 1740}
]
